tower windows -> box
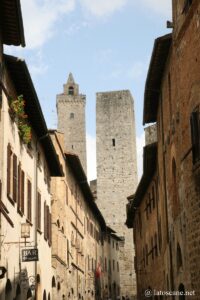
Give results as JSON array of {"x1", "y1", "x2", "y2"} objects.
[
  {"x1": 112, "y1": 139, "x2": 115, "y2": 147},
  {"x1": 70, "y1": 113, "x2": 74, "y2": 119},
  {"x1": 68, "y1": 86, "x2": 74, "y2": 95}
]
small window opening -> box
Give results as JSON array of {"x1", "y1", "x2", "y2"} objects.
[
  {"x1": 112, "y1": 139, "x2": 115, "y2": 147},
  {"x1": 68, "y1": 86, "x2": 74, "y2": 95},
  {"x1": 70, "y1": 113, "x2": 74, "y2": 119}
]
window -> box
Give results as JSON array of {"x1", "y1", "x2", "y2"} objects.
[
  {"x1": 105, "y1": 258, "x2": 107, "y2": 272},
  {"x1": 190, "y1": 107, "x2": 200, "y2": 164},
  {"x1": 68, "y1": 86, "x2": 74, "y2": 95},
  {"x1": 7, "y1": 144, "x2": 12, "y2": 197},
  {"x1": 113, "y1": 260, "x2": 115, "y2": 271},
  {"x1": 27, "y1": 180, "x2": 32, "y2": 222},
  {"x1": 109, "y1": 260, "x2": 111, "y2": 273},
  {"x1": 70, "y1": 112, "x2": 74, "y2": 119},
  {"x1": 17, "y1": 164, "x2": 25, "y2": 214},
  {"x1": 112, "y1": 138, "x2": 115, "y2": 147},
  {"x1": 117, "y1": 261, "x2": 119, "y2": 272},
  {"x1": 37, "y1": 192, "x2": 41, "y2": 231},
  {"x1": 44, "y1": 202, "x2": 47, "y2": 240}
]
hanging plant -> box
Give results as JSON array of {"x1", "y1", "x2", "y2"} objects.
[{"x1": 9, "y1": 95, "x2": 32, "y2": 145}]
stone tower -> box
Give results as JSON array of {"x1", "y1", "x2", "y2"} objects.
[
  {"x1": 96, "y1": 90, "x2": 138, "y2": 299},
  {"x1": 57, "y1": 73, "x2": 87, "y2": 173}
]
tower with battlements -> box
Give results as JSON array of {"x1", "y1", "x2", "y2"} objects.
[
  {"x1": 57, "y1": 73, "x2": 87, "y2": 173},
  {"x1": 96, "y1": 90, "x2": 138, "y2": 299}
]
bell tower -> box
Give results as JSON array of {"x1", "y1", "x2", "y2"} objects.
[{"x1": 57, "y1": 73, "x2": 87, "y2": 174}]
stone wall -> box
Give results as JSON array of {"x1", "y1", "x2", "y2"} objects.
[
  {"x1": 57, "y1": 74, "x2": 87, "y2": 174},
  {"x1": 96, "y1": 90, "x2": 138, "y2": 299}
]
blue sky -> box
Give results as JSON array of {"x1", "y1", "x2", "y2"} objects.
[{"x1": 6, "y1": 0, "x2": 172, "y2": 181}]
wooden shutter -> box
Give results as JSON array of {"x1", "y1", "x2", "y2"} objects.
[
  {"x1": 13, "y1": 154, "x2": 17, "y2": 202},
  {"x1": 49, "y1": 212, "x2": 52, "y2": 246},
  {"x1": 47, "y1": 206, "x2": 50, "y2": 240},
  {"x1": 27, "y1": 180, "x2": 32, "y2": 222},
  {"x1": 44, "y1": 202, "x2": 47, "y2": 240},
  {"x1": 17, "y1": 163, "x2": 21, "y2": 210},
  {"x1": 37, "y1": 192, "x2": 41, "y2": 230},
  {"x1": 21, "y1": 171, "x2": 25, "y2": 214},
  {"x1": 7, "y1": 144, "x2": 11, "y2": 196}
]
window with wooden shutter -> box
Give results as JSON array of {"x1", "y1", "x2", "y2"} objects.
[
  {"x1": 17, "y1": 163, "x2": 21, "y2": 211},
  {"x1": 44, "y1": 201, "x2": 47, "y2": 240},
  {"x1": 190, "y1": 108, "x2": 200, "y2": 164},
  {"x1": 13, "y1": 154, "x2": 17, "y2": 202},
  {"x1": 37, "y1": 192, "x2": 41, "y2": 231},
  {"x1": 49, "y1": 212, "x2": 52, "y2": 246},
  {"x1": 21, "y1": 171, "x2": 25, "y2": 214},
  {"x1": 27, "y1": 180, "x2": 32, "y2": 222},
  {"x1": 7, "y1": 144, "x2": 12, "y2": 197}
]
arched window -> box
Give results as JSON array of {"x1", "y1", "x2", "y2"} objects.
[
  {"x1": 52, "y1": 276, "x2": 56, "y2": 288},
  {"x1": 5, "y1": 279, "x2": 12, "y2": 300},
  {"x1": 27, "y1": 288, "x2": 32, "y2": 299},
  {"x1": 57, "y1": 219, "x2": 60, "y2": 228},
  {"x1": 57, "y1": 282, "x2": 61, "y2": 291},
  {"x1": 68, "y1": 86, "x2": 74, "y2": 95},
  {"x1": 177, "y1": 243, "x2": 183, "y2": 271},
  {"x1": 48, "y1": 293, "x2": 51, "y2": 300},
  {"x1": 43, "y1": 290, "x2": 47, "y2": 300},
  {"x1": 16, "y1": 284, "x2": 21, "y2": 299},
  {"x1": 178, "y1": 283, "x2": 185, "y2": 300}
]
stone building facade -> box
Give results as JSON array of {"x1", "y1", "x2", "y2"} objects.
[
  {"x1": 96, "y1": 90, "x2": 138, "y2": 299},
  {"x1": 0, "y1": 53, "x2": 62, "y2": 299},
  {"x1": 50, "y1": 130, "x2": 121, "y2": 300},
  {"x1": 57, "y1": 73, "x2": 87, "y2": 174},
  {"x1": 126, "y1": 1, "x2": 200, "y2": 299}
]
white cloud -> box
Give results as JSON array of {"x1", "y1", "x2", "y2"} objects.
[
  {"x1": 80, "y1": 0, "x2": 128, "y2": 17},
  {"x1": 21, "y1": 0, "x2": 75, "y2": 49},
  {"x1": 136, "y1": 132, "x2": 145, "y2": 180},
  {"x1": 28, "y1": 51, "x2": 48, "y2": 76},
  {"x1": 140, "y1": 0, "x2": 172, "y2": 18},
  {"x1": 86, "y1": 134, "x2": 97, "y2": 182}
]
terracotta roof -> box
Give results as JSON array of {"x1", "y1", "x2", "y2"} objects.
[
  {"x1": 143, "y1": 34, "x2": 172, "y2": 125},
  {"x1": 4, "y1": 54, "x2": 63, "y2": 176},
  {"x1": 65, "y1": 152, "x2": 106, "y2": 229},
  {"x1": 0, "y1": 0, "x2": 25, "y2": 46},
  {"x1": 126, "y1": 143, "x2": 157, "y2": 228}
]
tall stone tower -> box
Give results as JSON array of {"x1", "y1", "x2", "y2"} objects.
[
  {"x1": 57, "y1": 73, "x2": 87, "y2": 173},
  {"x1": 96, "y1": 90, "x2": 138, "y2": 299}
]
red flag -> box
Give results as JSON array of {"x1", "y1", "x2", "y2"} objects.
[{"x1": 95, "y1": 263, "x2": 101, "y2": 278}]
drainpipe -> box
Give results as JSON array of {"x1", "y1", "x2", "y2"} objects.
[{"x1": 34, "y1": 133, "x2": 49, "y2": 300}]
